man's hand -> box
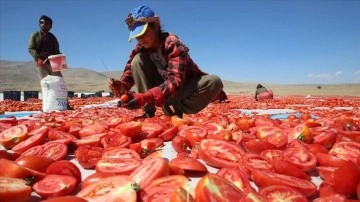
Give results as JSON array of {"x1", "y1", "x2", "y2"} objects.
[
  {"x1": 37, "y1": 59, "x2": 44, "y2": 67},
  {"x1": 123, "y1": 92, "x2": 154, "y2": 110},
  {"x1": 108, "y1": 79, "x2": 130, "y2": 97}
]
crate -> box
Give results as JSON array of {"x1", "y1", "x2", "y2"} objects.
[
  {"x1": 3, "y1": 91, "x2": 21, "y2": 101},
  {"x1": 95, "y1": 91, "x2": 103, "y2": 97},
  {"x1": 23, "y1": 91, "x2": 39, "y2": 101},
  {"x1": 68, "y1": 91, "x2": 75, "y2": 98}
]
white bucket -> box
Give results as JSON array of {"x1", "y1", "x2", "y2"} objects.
[{"x1": 48, "y1": 54, "x2": 67, "y2": 72}]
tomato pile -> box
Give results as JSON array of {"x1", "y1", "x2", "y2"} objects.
[{"x1": 0, "y1": 94, "x2": 360, "y2": 202}]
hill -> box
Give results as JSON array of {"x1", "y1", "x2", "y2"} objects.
[{"x1": 1, "y1": 60, "x2": 359, "y2": 96}]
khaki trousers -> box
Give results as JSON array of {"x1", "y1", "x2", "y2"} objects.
[
  {"x1": 131, "y1": 53, "x2": 223, "y2": 116},
  {"x1": 36, "y1": 62, "x2": 62, "y2": 80}
]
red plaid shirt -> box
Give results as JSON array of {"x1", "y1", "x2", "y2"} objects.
[{"x1": 120, "y1": 32, "x2": 207, "y2": 100}]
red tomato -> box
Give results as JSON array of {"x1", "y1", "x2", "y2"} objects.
[
  {"x1": 33, "y1": 174, "x2": 77, "y2": 198},
  {"x1": 195, "y1": 173, "x2": 243, "y2": 201},
  {"x1": 73, "y1": 132, "x2": 106, "y2": 147},
  {"x1": 198, "y1": 139, "x2": 245, "y2": 168},
  {"x1": 317, "y1": 166, "x2": 336, "y2": 182},
  {"x1": 81, "y1": 172, "x2": 115, "y2": 189},
  {"x1": 100, "y1": 131, "x2": 132, "y2": 149},
  {"x1": 142, "y1": 175, "x2": 190, "y2": 201},
  {"x1": 316, "y1": 152, "x2": 347, "y2": 167},
  {"x1": 15, "y1": 155, "x2": 55, "y2": 173},
  {"x1": 312, "y1": 131, "x2": 337, "y2": 149},
  {"x1": 0, "y1": 149, "x2": 20, "y2": 161},
  {"x1": 130, "y1": 157, "x2": 169, "y2": 189},
  {"x1": 11, "y1": 126, "x2": 48, "y2": 155},
  {"x1": 237, "y1": 117, "x2": 255, "y2": 133},
  {"x1": 46, "y1": 160, "x2": 82, "y2": 186},
  {"x1": 271, "y1": 157, "x2": 310, "y2": 180},
  {"x1": 116, "y1": 121, "x2": 142, "y2": 138},
  {"x1": 47, "y1": 128, "x2": 77, "y2": 143},
  {"x1": 260, "y1": 149, "x2": 283, "y2": 162},
  {"x1": 40, "y1": 141, "x2": 68, "y2": 161},
  {"x1": 180, "y1": 126, "x2": 208, "y2": 148},
  {"x1": 0, "y1": 176, "x2": 32, "y2": 202},
  {"x1": 136, "y1": 122, "x2": 165, "y2": 140},
  {"x1": 158, "y1": 126, "x2": 179, "y2": 141},
  {"x1": 283, "y1": 147, "x2": 317, "y2": 172},
  {"x1": 329, "y1": 141, "x2": 360, "y2": 164},
  {"x1": 172, "y1": 135, "x2": 190, "y2": 153},
  {"x1": 77, "y1": 175, "x2": 137, "y2": 202},
  {"x1": 330, "y1": 160, "x2": 360, "y2": 196},
  {"x1": 78, "y1": 123, "x2": 107, "y2": 139},
  {"x1": 96, "y1": 158, "x2": 142, "y2": 175},
  {"x1": 170, "y1": 187, "x2": 195, "y2": 202},
  {"x1": 102, "y1": 147, "x2": 141, "y2": 159},
  {"x1": 251, "y1": 170, "x2": 317, "y2": 197},
  {"x1": 288, "y1": 124, "x2": 312, "y2": 143},
  {"x1": 75, "y1": 145, "x2": 104, "y2": 169},
  {"x1": 259, "y1": 185, "x2": 308, "y2": 202},
  {"x1": 313, "y1": 193, "x2": 347, "y2": 202},
  {"x1": 40, "y1": 196, "x2": 88, "y2": 202},
  {"x1": 256, "y1": 126, "x2": 284, "y2": 139},
  {"x1": 120, "y1": 93, "x2": 131, "y2": 103},
  {"x1": 243, "y1": 153, "x2": 273, "y2": 177},
  {"x1": 105, "y1": 117, "x2": 123, "y2": 128},
  {"x1": 168, "y1": 157, "x2": 208, "y2": 172},
  {"x1": 0, "y1": 124, "x2": 28, "y2": 149},
  {"x1": 243, "y1": 139, "x2": 277, "y2": 154},
  {"x1": 262, "y1": 132, "x2": 288, "y2": 150},
  {"x1": 216, "y1": 167, "x2": 254, "y2": 194},
  {"x1": 0, "y1": 158, "x2": 45, "y2": 183}
]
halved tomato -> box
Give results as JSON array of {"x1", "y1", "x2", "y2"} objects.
[
  {"x1": 0, "y1": 124, "x2": 28, "y2": 149},
  {"x1": 216, "y1": 167, "x2": 254, "y2": 194},
  {"x1": 195, "y1": 173, "x2": 243, "y2": 201},
  {"x1": 198, "y1": 139, "x2": 245, "y2": 168},
  {"x1": 170, "y1": 187, "x2": 195, "y2": 202},
  {"x1": 40, "y1": 196, "x2": 88, "y2": 202},
  {"x1": 168, "y1": 157, "x2": 208, "y2": 173},
  {"x1": 180, "y1": 126, "x2": 208, "y2": 148},
  {"x1": 116, "y1": 121, "x2": 142, "y2": 138},
  {"x1": 102, "y1": 147, "x2": 141, "y2": 159},
  {"x1": 75, "y1": 145, "x2": 104, "y2": 169},
  {"x1": 33, "y1": 174, "x2": 77, "y2": 198},
  {"x1": 45, "y1": 160, "x2": 82, "y2": 186},
  {"x1": 0, "y1": 176, "x2": 32, "y2": 202},
  {"x1": 15, "y1": 155, "x2": 55, "y2": 173},
  {"x1": 11, "y1": 126, "x2": 48, "y2": 155},
  {"x1": 0, "y1": 158, "x2": 45, "y2": 184},
  {"x1": 251, "y1": 169, "x2": 317, "y2": 197},
  {"x1": 288, "y1": 124, "x2": 312, "y2": 143},
  {"x1": 283, "y1": 147, "x2": 317, "y2": 172},
  {"x1": 130, "y1": 157, "x2": 169, "y2": 189},
  {"x1": 77, "y1": 175, "x2": 137, "y2": 202},
  {"x1": 96, "y1": 158, "x2": 142, "y2": 175},
  {"x1": 259, "y1": 185, "x2": 308, "y2": 202},
  {"x1": 81, "y1": 172, "x2": 115, "y2": 189}
]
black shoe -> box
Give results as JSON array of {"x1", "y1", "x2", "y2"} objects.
[{"x1": 135, "y1": 112, "x2": 155, "y2": 119}]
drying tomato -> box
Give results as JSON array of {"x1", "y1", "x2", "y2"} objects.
[
  {"x1": 15, "y1": 155, "x2": 55, "y2": 173},
  {"x1": 198, "y1": 139, "x2": 245, "y2": 168},
  {"x1": 142, "y1": 175, "x2": 190, "y2": 201},
  {"x1": 105, "y1": 117, "x2": 123, "y2": 128},
  {"x1": 316, "y1": 152, "x2": 347, "y2": 167},
  {"x1": 168, "y1": 157, "x2": 208, "y2": 172},
  {"x1": 243, "y1": 153, "x2": 273, "y2": 177},
  {"x1": 237, "y1": 117, "x2": 255, "y2": 133},
  {"x1": 73, "y1": 133, "x2": 106, "y2": 147},
  {"x1": 251, "y1": 169, "x2": 317, "y2": 197},
  {"x1": 259, "y1": 185, "x2": 308, "y2": 202},
  {"x1": 170, "y1": 187, "x2": 195, "y2": 202},
  {"x1": 33, "y1": 174, "x2": 77, "y2": 198},
  {"x1": 100, "y1": 132, "x2": 131, "y2": 148},
  {"x1": 180, "y1": 126, "x2": 208, "y2": 148},
  {"x1": 283, "y1": 147, "x2": 317, "y2": 172},
  {"x1": 11, "y1": 126, "x2": 48, "y2": 155},
  {"x1": 81, "y1": 172, "x2": 115, "y2": 189},
  {"x1": 0, "y1": 150, "x2": 20, "y2": 161},
  {"x1": 102, "y1": 147, "x2": 141, "y2": 159},
  {"x1": 130, "y1": 157, "x2": 169, "y2": 189},
  {"x1": 243, "y1": 139, "x2": 277, "y2": 154},
  {"x1": 77, "y1": 175, "x2": 137, "y2": 202},
  {"x1": 75, "y1": 145, "x2": 104, "y2": 169},
  {"x1": 271, "y1": 157, "x2": 310, "y2": 180},
  {"x1": 96, "y1": 158, "x2": 142, "y2": 175},
  {"x1": 48, "y1": 128, "x2": 77, "y2": 143},
  {"x1": 39, "y1": 141, "x2": 68, "y2": 161},
  {"x1": 136, "y1": 122, "x2": 164, "y2": 140},
  {"x1": 0, "y1": 124, "x2": 28, "y2": 149},
  {"x1": 172, "y1": 135, "x2": 190, "y2": 153},
  {"x1": 40, "y1": 196, "x2": 88, "y2": 202},
  {"x1": 116, "y1": 121, "x2": 142, "y2": 138},
  {"x1": 216, "y1": 167, "x2": 254, "y2": 194},
  {"x1": 0, "y1": 176, "x2": 32, "y2": 202},
  {"x1": 312, "y1": 130, "x2": 337, "y2": 149},
  {"x1": 256, "y1": 126, "x2": 284, "y2": 139},
  {"x1": 195, "y1": 173, "x2": 243, "y2": 201},
  {"x1": 288, "y1": 124, "x2": 312, "y2": 143},
  {"x1": 158, "y1": 126, "x2": 179, "y2": 141},
  {"x1": 45, "y1": 160, "x2": 82, "y2": 186},
  {"x1": 0, "y1": 158, "x2": 45, "y2": 184},
  {"x1": 329, "y1": 141, "x2": 360, "y2": 164},
  {"x1": 330, "y1": 160, "x2": 360, "y2": 196}
]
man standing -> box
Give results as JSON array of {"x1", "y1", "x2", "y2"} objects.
[{"x1": 28, "y1": 15, "x2": 62, "y2": 79}]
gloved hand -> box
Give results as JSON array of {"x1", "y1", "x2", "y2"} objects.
[
  {"x1": 37, "y1": 59, "x2": 44, "y2": 67},
  {"x1": 124, "y1": 91, "x2": 154, "y2": 110},
  {"x1": 108, "y1": 79, "x2": 131, "y2": 97}
]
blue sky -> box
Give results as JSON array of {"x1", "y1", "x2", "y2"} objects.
[{"x1": 1, "y1": 0, "x2": 359, "y2": 84}]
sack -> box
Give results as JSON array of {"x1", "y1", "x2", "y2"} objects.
[
  {"x1": 257, "y1": 90, "x2": 274, "y2": 101},
  {"x1": 41, "y1": 75, "x2": 68, "y2": 112}
]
